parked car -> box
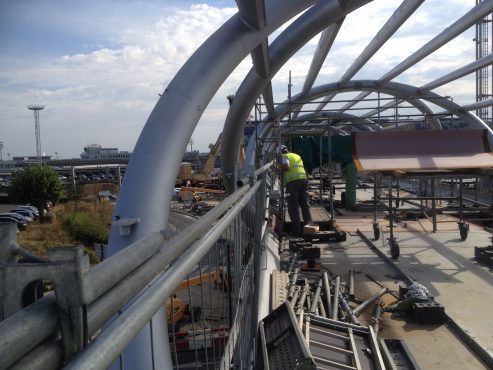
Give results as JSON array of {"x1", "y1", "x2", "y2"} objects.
[
  {"x1": 18, "y1": 205, "x2": 40, "y2": 217},
  {"x1": 10, "y1": 209, "x2": 37, "y2": 220},
  {"x1": 0, "y1": 212, "x2": 32, "y2": 223},
  {"x1": 0, "y1": 215, "x2": 27, "y2": 230},
  {"x1": 19, "y1": 205, "x2": 39, "y2": 213}
]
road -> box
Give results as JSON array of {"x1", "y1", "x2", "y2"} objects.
[{"x1": 0, "y1": 204, "x2": 16, "y2": 213}]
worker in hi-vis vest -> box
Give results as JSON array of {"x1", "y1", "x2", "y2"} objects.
[{"x1": 279, "y1": 145, "x2": 312, "y2": 235}]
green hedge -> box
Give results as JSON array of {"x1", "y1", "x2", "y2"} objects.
[{"x1": 64, "y1": 212, "x2": 108, "y2": 245}]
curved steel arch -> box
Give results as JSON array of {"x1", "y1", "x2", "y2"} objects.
[
  {"x1": 106, "y1": 1, "x2": 369, "y2": 368},
  {"x1": 243, "y1": 80, "x2": 493, "y2": 174},
  {"x1": 282, "y1": 81, "x2": 442, "y2": 130},
  {"x1": 331, "y1": 1, "x2": 493, "y2": 116},
  {"x1": 221, "y1": 0, "x2": 371, "y2": 191},
  {"x1": 223, "y1": 1, "x2": 493, "y2": 191},
  {"x1": 288, "y1": 80, "x2": 491, "y2": 130},
  {"x1": 295, "y1": 111, "x2": 378, "y2": 131},
  {"x1": 103, "y1": 1, "x2": 493, "y2": 368}
]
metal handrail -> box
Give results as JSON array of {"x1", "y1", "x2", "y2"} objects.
[
  {"x1": 0, "y1": 165, "x2": 270, "y2": 369},
  {"x1": 65, "y1": 181, "x2": 262, "y2": 370},
  {"x1": 0, "y1": 295, "x2": 58, "y2": 369},
  {"x1": 236, "y1": 161, "x2": 274, "y2": 187},
  {"x1": 85, "y1": 181, "x2": 254, "y2": 304}
]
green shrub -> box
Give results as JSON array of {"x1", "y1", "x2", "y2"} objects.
[
  {"x1": 44, "y1": 212, "x2": 56, "y2": 223},
  {"x1": 64, "y1": 212, "x2": 108, "y2": 245}
]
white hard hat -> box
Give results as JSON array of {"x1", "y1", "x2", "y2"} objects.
[{"x1": 279, "y1": 145, "x2": 288, "y2": 153}]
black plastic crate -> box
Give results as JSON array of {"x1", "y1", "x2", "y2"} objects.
[
  {"x1": 412, "y1": 301, "x2": 446, "y2": 324},
  {"x1": 300, "y1": 247, "x2": 320, "y2": 259}
]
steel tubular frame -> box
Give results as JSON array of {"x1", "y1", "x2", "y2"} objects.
[
  {"x1": 0, "y1": 165, "x2": 271, "y2": 369},
  {"x1": 222, "y1": 0, "x2": 371, "y2": 191},
  {"x1": 104, "y1": 2, "x2": 325, "y2": 363},
  {"x1": 65, "y1": 181, "x2": 264, "y2": 370},
  {"x1": 236, "y1": 1, "x2": 493, "y2": 184},
  {"x1": 245, "y1": 80, "x2": 493, "y2": 171},
  {"x1": 4, "y1": 2, "x2": 493, "y2": 369}
]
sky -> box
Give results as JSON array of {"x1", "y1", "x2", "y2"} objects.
[{"x1": 0, "y1": 0, "x2": 478, "y2": 159}]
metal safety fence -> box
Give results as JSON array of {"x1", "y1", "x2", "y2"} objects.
[{"x1": 0, "y1": 163, "x2": 273, "y2": 370}]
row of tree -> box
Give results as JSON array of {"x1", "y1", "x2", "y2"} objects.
[{"x1": 8, "y1": 165, "x2": 82, "y2": 219}]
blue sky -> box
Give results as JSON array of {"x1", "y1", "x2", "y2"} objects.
[{"x1": 0, "y1": 0, "x2": 477, "y2": 159}]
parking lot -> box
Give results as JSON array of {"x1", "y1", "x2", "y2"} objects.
[{"x1": 0, "y1": 204, "x2": 15, "y2": 213}]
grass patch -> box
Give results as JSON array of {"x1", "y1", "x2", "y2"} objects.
[
  {"x1": 65, "y1": 212, "x2": 108, "y2": 245},
  {"x1": 17, "y1": 197, "x2": 114, "y2": 263}
]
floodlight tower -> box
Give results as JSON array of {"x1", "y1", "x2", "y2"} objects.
[{"x1": 27, "y1": 104, "x2": 45, "y2": 162}]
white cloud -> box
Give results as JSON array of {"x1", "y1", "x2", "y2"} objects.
[
  {"x1": 273, "y1": 0, "x2": 479, "y2": 113},
  {"x1": 0, "y1": 3, "x2": 238, "y2": 157},
  {"x1": 0, "y1": 1, "x2": 486, "y2": 159}
]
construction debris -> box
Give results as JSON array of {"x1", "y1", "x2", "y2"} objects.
[{"x1": 267, "y1": 241, "x2": 444, "y2": 370}]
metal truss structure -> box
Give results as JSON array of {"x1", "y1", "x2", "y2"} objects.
[
  {"x1": 3, "y1": 1, "x2": 493, "y2": 369},
  {"x1": 100, "y1": 0, "x2": 493, "y2": 368}
]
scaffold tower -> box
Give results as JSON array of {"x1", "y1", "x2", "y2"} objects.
[{"x1": 476, "y1": 0, "x2": 493, "y2": 128}]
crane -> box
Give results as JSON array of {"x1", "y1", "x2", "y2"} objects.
[{"x1": 177, "y1": 132, "x2": 222, "y2": 186}]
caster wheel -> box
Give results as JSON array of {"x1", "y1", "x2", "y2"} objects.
[
  {"x1": 458, "y1": 222, "x2": 469, "y2": 241},
  {"x1": 389, "y1": 238, "x2": 400, "y2": 259},
  {"x1": 373, "y1": 223, "x2": 380, "y2": 240}
]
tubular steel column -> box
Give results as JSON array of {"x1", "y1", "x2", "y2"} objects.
[
  {"x1": 388, "y1": 177, "x2": 394, "y2": 241},
  {"x1": 432, "y1": 178, "x2": 437, "y2": 233},
  {"x1": 345, "y1": 162, "x2": 357, "y2": 210},
  {"x1": 328, "y1": 130, "x2": 334, "y2": 224},
  {"x1": 475, "y1": 0, "x2": 493, "y2": 128}
]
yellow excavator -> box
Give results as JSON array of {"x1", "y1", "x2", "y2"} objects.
[
  {"x1": 176, "y1": 186, "x2": 225, "y2": 203},
  {"x1": 177, "y1": 131, "x2": 245, "y2": 187},
  {"x1": 166, "y1": 269, "x2": 228, "y2": 325}
]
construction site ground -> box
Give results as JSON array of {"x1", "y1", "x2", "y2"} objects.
[
  {"x1": 284, "y1": 186, "x2": 493, "y2": 369},
  {"x1": 170, "y1": 186, "x2": 493, "y2": 368}
]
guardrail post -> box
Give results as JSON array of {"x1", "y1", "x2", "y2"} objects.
[
  {"x1": 48, "y1": 246, "x2": 90, "y2": 360},
  {"x1": 0, "y1": 222, "x2": 17, "y2": 263},
  {"x1": 1, "y1": 222, "x2": 49, "y2": 320},
  {"x1": 0, "y1": 232, "x2": 90, "y2": 361},
  {"x1": 0, "y1": 223, "x2": 18, "y2": 319}
]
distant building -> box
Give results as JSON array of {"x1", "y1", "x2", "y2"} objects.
[
  {"x1": 78, "y1": 144, "x2": 222, "y2": 169},
  {"x1": 12, "y1": 155, "x2": 51, "y2": 162},
  {"x1": 80, "y1": 144, "x2": 131, "y2": 161}
]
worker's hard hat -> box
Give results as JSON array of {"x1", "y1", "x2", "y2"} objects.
[{"x1": 279, "y1": 145, "x2": 288, "y2": 153}]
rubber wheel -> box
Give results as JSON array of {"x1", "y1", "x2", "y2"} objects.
[
  {"x1": 459, "y1": 223, "x2": 468, "y2": 241},
  {"x1": 389, "y1": 238, "x2": 400, "y2": 259},
  {"x1": 373, "y1": 223, "x2": 380, "y2": 240}
]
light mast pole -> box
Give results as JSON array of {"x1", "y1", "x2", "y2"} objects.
[{"x1": 27, "y1": 104, "x2": 45, "y2": 162}]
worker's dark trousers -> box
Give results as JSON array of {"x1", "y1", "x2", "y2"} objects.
[{"x1": 286, "y1": 179, "x2": 311, "y2": 233}]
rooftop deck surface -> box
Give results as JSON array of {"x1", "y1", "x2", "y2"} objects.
[{"x1": 316, "y1": 209, "x2": 493, "y2": 369}]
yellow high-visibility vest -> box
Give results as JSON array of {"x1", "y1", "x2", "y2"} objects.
[{"x1": 283, "y1": 152, "x2": 307, "y2": 184}]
